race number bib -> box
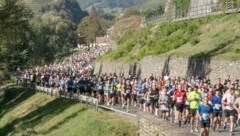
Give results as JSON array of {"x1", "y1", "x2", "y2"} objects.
[
  {"x1": 160, "y1": 105, "x2": 169, "y2": 111},
  {"x1": 214, "y1": 104, "x2": 221, "y2": 110},
  {"x1": 177, "y1": 97, "x2": 183, "y2": 103},
  {"x1": 202, "y1": 113, "x2": 210, "y2": 120}
]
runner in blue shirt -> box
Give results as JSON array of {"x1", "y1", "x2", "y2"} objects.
[
  {"x1": 211, "y1": 90, "x2": 222, "y2": 132},
  {"x1": 198, "y1": 96, "x2": 213, "y2": 136}
]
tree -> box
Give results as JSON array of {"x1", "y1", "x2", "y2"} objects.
[
  {"x1": 77, "y1": 8, "x2": 104, "y2": 46},
  {"x1": 40, "y1": 0, "x2": 88, "y2": 24},
  {"x1": 0, "y1": 0, "x2": 33, "y2": 82},
  {"x1": 30, "y1": 13, "x2": 77, "y2": 65}
]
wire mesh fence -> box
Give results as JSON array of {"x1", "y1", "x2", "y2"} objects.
[{"x1": 145, "y1": 0, "x2": 240, "y2": 25}]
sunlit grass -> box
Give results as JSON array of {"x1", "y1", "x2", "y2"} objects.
[{"x1": 0, "y1": 87, "x2": 138, "y2": 136}]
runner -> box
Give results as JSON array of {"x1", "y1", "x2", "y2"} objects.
[
  {"x1": 174, "y1": 84, "x2": 187, "y2": 127},
  {"x1": 222, "y1": 88, "x2": 236, "y2": 136},
  {"x1": 159, "y1": 87, "x2": 171, "y2": 120},
  {"x1": 96, "y1": 77, "x2": 104, "y2": 104},
  {"x1": 234, "y1": 95, "x2": 240, "y2": 128},
  {"x1": 184, "y1": 87, "x2": 191, "y2": 125},
  {"x1": 198, "y1": 96, "x2": 213, "y2": 136},
  {"x1": 188, "y1": 85, "x2": 202, "y2": 133},
  {"x1": 212, "y1": 89, "x2": 222, "y2": 132},
  {"x1": 124, "y1": 80, "x2": 132, "y2": 112}
]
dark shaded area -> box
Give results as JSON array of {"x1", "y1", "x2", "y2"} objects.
[
  {"x1": 98, "y1": 63, "x2": 103, "y2": 76},
  {"x1": 129, "y1": 63, "x2": 139, "y2": 77},
  {"x1": 0, "y1": 87, "x2": 35, "y2": 119},
  {"x1": 137, "y1": 66, "x2": 142, "y2": 78},
  {"x1": 0, "y1": 95, "x2": 84, "y2": 136},
  {"x1": 162, "y1": 56, "x2": 171, "y2": 77},
  {"x1": 40, "y1": 108, "x2": 87, "y2": 134},
  {"x1": 187, "y1": 40, "x2": 235, "y2": 77}
]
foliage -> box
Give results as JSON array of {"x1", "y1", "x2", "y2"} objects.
[
  {"x1": 40, "y1": 0, "x2": 88, "y2": 24},
  {"x1": 172, "y1": 0, "x2": 191, "y2": 18},
  {"x1": 29, "y1": 13, "x2": 78, "y2": 65},
  {"x1": 124, "y1": 7, "x2": 141, "y2": 17},
  {"x1": 77, "y1": 7, "x2": 104, "y2": 45},
  {"x1": 0, "y1": 87, "x2": 138, "y2": 136},
  {"x1": 0, "y1": 0, "x2": 86, "y2": 82},
  {"x1": 143, "y1": 4, "x2": 165, "y2": 18},
  {"x1": 0, "y1": 0, "x2": 33, "y2": 80},
  {"x1": 77, "y1": 0, "x2": 146, "y2": 9}
]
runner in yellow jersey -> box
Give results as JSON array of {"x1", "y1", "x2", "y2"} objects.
[{"x1": 188, "y1": 85, "x2": 202, "y2": 133}]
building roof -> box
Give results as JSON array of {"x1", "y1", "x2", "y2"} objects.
[{"x1": 96, "y1": 37, "x2": 110, "y2": 44}]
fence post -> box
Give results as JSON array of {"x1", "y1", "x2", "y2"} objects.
[
  {"x1": 79, "y1": 95, "x2": 82, "y2": 103},
  {"x1": 65, "y1": 90, "x2": 67, "y2": 99},
  {"x1": 51, "y1": 88, "x2": 53, "y2": 97},
  {"x1": 91, "y1": 99, "x2": 94, "y2": 109},
  {"x1": 95, "y1": 100, "x2": 98, "y2": 112},
  {"x1": 86, "y1": 97, "x2": 88, "y2": 107}
]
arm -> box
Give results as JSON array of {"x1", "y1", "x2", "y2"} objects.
[
  {"x1": 197, "y1": 105, "x2": 201, "y2": 119},
  {"x1": 187, "y1": 93, "x2": 193, "y2": 102},
  {"x1": 222, "y1": 95, "x2": 228, "y2": 106},
  {"x1": 158, "y1": 95, "x2": 162, "y2": 103},
  {"x1": 233, "y1": 98, "x2": 240, "y2": 114}
]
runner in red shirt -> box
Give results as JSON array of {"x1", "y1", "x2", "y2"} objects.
[{"x1": 174, "y1": 84, "x2": 187, "y2": 127}]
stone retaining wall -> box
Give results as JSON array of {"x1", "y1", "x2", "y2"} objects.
[
  {"x1": 137, "y1": 112, "x2": 196, "y2": 136},
  {"x1": 94, "y1": 56, "x2": 240, "y2": 83}
]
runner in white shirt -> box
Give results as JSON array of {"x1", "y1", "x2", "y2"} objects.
[
  {"x1": 222, "y1": 88, "x2": 236, "y2": 136},
  {"x1": 233, "y1": 96, "x2": 240, "y2": 128}
]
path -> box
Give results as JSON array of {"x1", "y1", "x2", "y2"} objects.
[{"x1": 34, "y1": 86, "x2": 240, "y2": 136}]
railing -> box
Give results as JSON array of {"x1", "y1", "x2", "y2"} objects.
[
  {"x1": 145, "y1": 0, "x2": 240, "y2": 25},
  {"x1": 35, "y1": 86, "x2": 99, "y2": 112},
  {"x1": 0, "y1": 83, "x2": 15, "y2": 92}
]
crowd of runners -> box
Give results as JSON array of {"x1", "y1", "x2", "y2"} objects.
[{"x1": 15, "y1": 46, "x2": 240, "y2": 136}]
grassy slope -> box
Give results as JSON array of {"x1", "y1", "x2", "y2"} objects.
[
  {"x1": 0, "y1": 87, "x2": 138, "y2": 136},
  {"x1": 100, "y1": 13, "x2": 240, "y2": 62},
  {"x1": 133, "y1": 0, "x2": 165, "y2": 10}
]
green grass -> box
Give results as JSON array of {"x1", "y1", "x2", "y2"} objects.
[
  {"x1": 0, "y1": 87, "x2": 138, "y2": 136},
  {"x1": 99, "y1": 13, "x2": 240, "y2": 62}
]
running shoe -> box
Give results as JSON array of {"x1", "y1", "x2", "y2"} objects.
[
  {"x1": 190, "y1": 129, "x2": 194, "y2": 133},
  {"x1": 184, "y1": 120, "x2": 187, "y2": 125},
  {"x1": 178, "y1": 121, "x2": 181, "y2": 127},
  {"x1": 213, "y1": 125, "x2": 216, "y2": 131},
  {"x1": 223, "y1": 125, "x2": 227, "y2": 130},
  {"x1": 194, "y1": 127, "x2": 199, "y2": 133}
]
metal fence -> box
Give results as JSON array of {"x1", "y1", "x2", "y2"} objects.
[
  {"x1": 35, "y1": 86, "x2": 99, "y2": 112},
  {"x1": 145, "y1": 0, "x2": 240, "y2": 25}
]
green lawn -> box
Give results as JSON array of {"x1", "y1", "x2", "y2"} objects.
[{"x1": 0, "y1": 87, "x2": 138, "y2": 136}]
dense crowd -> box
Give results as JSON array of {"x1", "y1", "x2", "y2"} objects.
[{"x1": 15, "y1": 45, "x2": 240, "y2": 136}]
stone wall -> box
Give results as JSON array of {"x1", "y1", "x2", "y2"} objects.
[
  {"x1": 94, "y1": 56, "x2": 240, "y2": 83},
  {"x1": 137, "y1": 112, "x2": 196, "y2": 136}
]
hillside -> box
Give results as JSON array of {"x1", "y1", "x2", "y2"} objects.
[
  {"x1": 108, "y1": 16, "x2": 142, "y2": 42},
  {"x1": 77, "y1": 0, "x2": 146, "y2": 10},
  {"x1": 22, "y1": 0, "x2": 53, "y2": 13},
  {"x1": 0, "y1": 87, "x2": 138, "y2": 136},
  {"x1": 99, "y1": 13, "x2": 240, "y2": 62}
]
